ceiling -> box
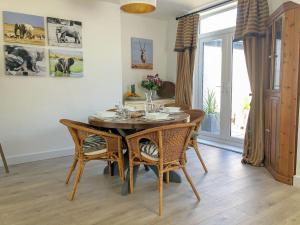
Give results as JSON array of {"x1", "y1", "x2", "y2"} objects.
[{"x1": 102, "y1": 0, "x2": 216, "y2": 19}]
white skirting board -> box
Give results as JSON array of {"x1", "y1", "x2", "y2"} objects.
[
  {"x1": 0, "y1": 147, "x2": 74, "y2": 167},
  {"x1": 294, "y1": 175, "x2": 300, "y2": 188}
]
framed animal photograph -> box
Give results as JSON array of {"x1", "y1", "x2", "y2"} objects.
[
  {"x1": 49, "y1": 49, "x2": 83, "y2": 77},
  {"x1": 47, "y1": 17, "x2": 82, "y2": 48},
  {"x1": 4, "y1": 45, "x2": 46, "y2": 76},
  {"x1": 131, "y1": 37, "x2": 153, "y2": 70},
  {"x1": 3, "y1": 11, "x2": 46, "y2": 46}
]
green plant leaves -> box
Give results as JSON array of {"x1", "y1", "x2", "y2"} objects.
[{"x1": 203, "y1": 89, "x2": 217, "y2": 114}]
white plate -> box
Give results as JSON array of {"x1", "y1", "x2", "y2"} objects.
[
  {"x1": 96, "y1": 111, "x2": 117, "y2": 118},
  {"x1": 164, "y1": 107, "x2": 181, "y2": 113},
  {"x1": 124, "y1": 106, "x2": 137, "y2": 112},
  {"x1": 144, "y1": 113, "x2": 169, "y2": 120}
]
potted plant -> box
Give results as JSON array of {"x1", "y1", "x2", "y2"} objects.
[
  {"x1": 202, "y1": 89, "x2": 220, "y2": 133},
  {"x1": 141, "y1": 74, "x2": 162, "y2": 101}
]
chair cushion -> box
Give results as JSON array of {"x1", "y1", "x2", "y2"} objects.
[
  {"x1": 83, "y1": 135, "x2": 107, "y2": 155},
  {"x1": 140, "y1": 142, "x2": 159, "y2": 161}
]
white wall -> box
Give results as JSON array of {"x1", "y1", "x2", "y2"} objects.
[
  {"x1": 0, "y1": 0, "x2": 122, "y2": 165},
  {"x1": 269, "y1": 0, "x2": 285, "y2": 12},
  {"x1": 269, "y1": 0, "x2": 300, "y2": 12},
  {"x1": 121, "y1": 13, "x2": 168, "y2": 96},
  {"x1": 295, "y1": 112, "x2": 300, "y2": 187}
]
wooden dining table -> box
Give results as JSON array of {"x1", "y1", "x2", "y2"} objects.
[
  {"x1": 88, "y1": 112, "x2": 190, "y2": 130},
  {"x1": 88, "y1": 112, "x2": 190, "y2": 195}
]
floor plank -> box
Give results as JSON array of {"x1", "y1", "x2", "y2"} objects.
[{"x1": 0, "y1": 144, "x2": 300, "y2": 225}]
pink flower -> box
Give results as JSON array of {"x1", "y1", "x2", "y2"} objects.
[{"x1": 141, "y1": 73, "x2": 162, "y2": 90}]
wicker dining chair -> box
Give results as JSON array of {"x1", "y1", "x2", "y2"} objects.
[
  {"x1": 184, "y1": 109, "x2": 208, "y2": 173},
  {"x1": 126, "y1": 123, "x2": 200, "y2": 216},
  {"x1": 60, "y1": 119, "x2": 124, "y2": 200}
]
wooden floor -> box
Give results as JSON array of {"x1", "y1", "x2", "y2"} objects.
[{"x1": 1, "y1": 145, "x2": 300, "y2": 225}]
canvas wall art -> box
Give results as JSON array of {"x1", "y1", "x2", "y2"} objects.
[
  {"x1": 4, "y1": 45, "x2": 46, "y2": 76},
  {"x1": 47, "y1": 17, "x2": 82, "y2": 48},
  {"x1": 49, "y1": 49, "x2": 83, "y2": 77},
  {"x1": 3, "y1": 11, "x2": 46, "y2": 46},
  {"x1": 131, "y1": 37, "x2": 153, "y2": 69}
]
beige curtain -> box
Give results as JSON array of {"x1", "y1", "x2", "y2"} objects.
[
  {"x1": 234, "y1": 0, "x2": 269, "y2": 166},
  {"x1": 242, "y1": 36, "x2": 267, "y2": 166},
  {"x1": 234, "y1": 0, "x2": 269, "y2": 41},
  {"x1": 174, "y1": 14, "x2": 199, "y2": 108}
]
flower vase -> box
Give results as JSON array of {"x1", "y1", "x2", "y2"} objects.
[
  {"x1": 145, "y1": 90, "x2": 153, "y2": 103},
  {"x1": 144, "y1": 90, "x2": 153, "y2": 114}
]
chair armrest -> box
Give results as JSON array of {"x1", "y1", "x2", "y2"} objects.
[
  {"x1": 80, "y1": 127, "x2": 122, "y2": 153},
  {"x1": 60, "y1": 119, "x2": 122, "y2": 153}
]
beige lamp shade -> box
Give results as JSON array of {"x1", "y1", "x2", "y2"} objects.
[{"x1": 120, "y1": 0, "x2": 156, "y2": 14}]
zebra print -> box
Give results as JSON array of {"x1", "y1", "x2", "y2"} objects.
[
  {"x1": 140, "y1": 142, "x2": 159, "y2": 160},
  {"x1": 83, "y1": 135, "x2": 107, "y2": 153}
]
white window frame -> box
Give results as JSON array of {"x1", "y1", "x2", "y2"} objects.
[{"x1": 193, "y1": 5, "x2": 244, "y2": 150}]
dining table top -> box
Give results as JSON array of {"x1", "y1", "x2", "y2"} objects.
[{"x1": 88, "y1": 112, "x2": 190, "y2": 130}]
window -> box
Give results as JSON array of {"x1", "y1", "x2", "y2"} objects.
[{"x1": 200, "y1": 8, "x2": 237, "y2": 34}]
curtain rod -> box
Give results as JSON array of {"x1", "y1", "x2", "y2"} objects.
[{"x1": 175, "y1": 0, "x2": 235, "y2": 20}]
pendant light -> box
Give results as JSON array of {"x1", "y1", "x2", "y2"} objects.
[{"x1": 120, "y1": 0, "x2": 156, "y2": 14}]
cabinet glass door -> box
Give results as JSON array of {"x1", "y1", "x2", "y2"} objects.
[
  {"x1": 266, "y1": 26, "x2": 273, "y2": 90},
  {"x1": 273, "y1": 17, "x2": 283, "y2": 90}
]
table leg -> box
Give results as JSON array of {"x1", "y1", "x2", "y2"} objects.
[
  {"x1": 103, "y1": 150, "x2": 129, "y2": 176},
  {"x1": 144, "y1": 165, "x2": 150, "y2": 171},
  {"x1": 103, "y1": 158, "x2": 182, "y2": 196},
  {"x1": 121, "y1": 165, "x2": 140, "y2": 196},
  {"x1": 100, "y1": 128, "x2": 181, "y2": 195}
]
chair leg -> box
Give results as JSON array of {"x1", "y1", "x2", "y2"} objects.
[
  {"x1": 78, "y1": 161, "x2": 85, "y2": 183},
  {"x1": 65, "y1": 158, "x2": 78, "y2": 184},
  {"x1": 159, "y1": 171, "x2": 163, "y2": 216},
  {"x1": 0, "y1": 144, "x2": 9, "y2": 174},
  {"x1": 129, "y1": 160, "x2": 134, "y2": 193},
  {"x1": 192, "y1": 140, "x2": 208, "y2": 173},
  {"x1": 69, "y1": 161, "x2": 85, "y2": 201},
  {"x1": 118, "y1": 158, "x2": 124, "y2": 182},
  {"x1": 182, "y1": 166, "x2": 200, "y2": 201}
]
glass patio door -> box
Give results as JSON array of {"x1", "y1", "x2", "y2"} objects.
[
  {"x1": 231, "y1": 41, "x2": 251, "y2": 139},
  {"x1": 200, "y1": 38, "x2": 223, "y2": 135},
  {"x1": 194, "y1": 32, "x2": 250, "y2": 149}
]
